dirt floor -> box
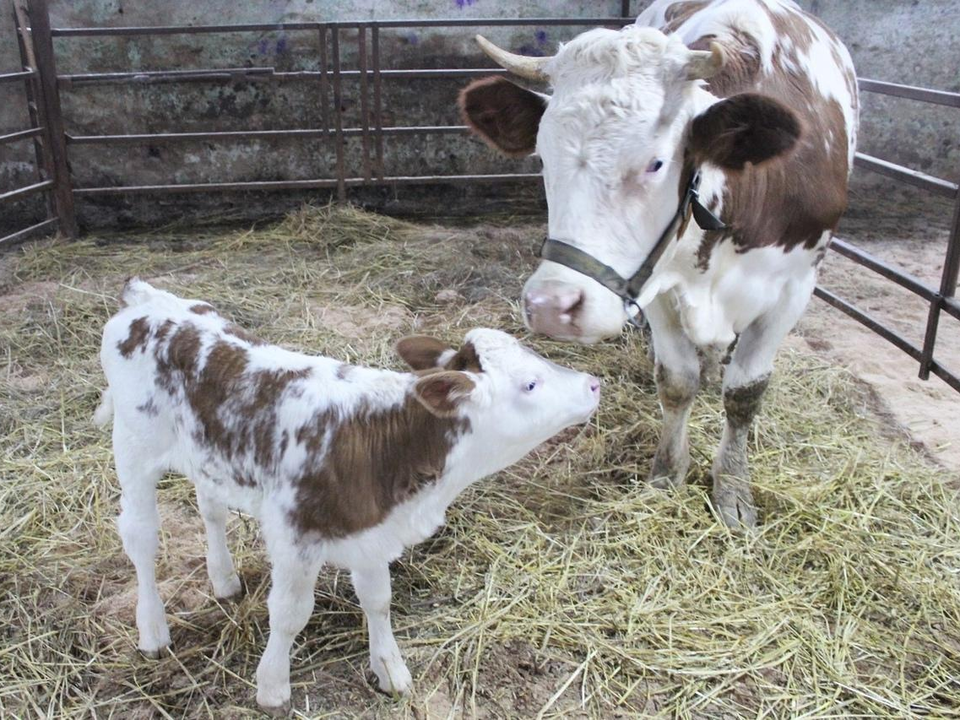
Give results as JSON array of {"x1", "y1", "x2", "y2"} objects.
[{"x1": 0, "y1": 203, "x2": 958, "y2": 718}]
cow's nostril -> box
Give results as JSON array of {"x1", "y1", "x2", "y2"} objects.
[{"x1": 589, "y1": 376, "x2": 601, "y2": 395}]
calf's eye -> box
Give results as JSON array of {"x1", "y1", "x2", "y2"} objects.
[
  {"x1": 646, "y1": 159, "x2": 664, "y2": 173},
  {"x1": 523, "y1": 380, "x2": 538, "y2": 393}
]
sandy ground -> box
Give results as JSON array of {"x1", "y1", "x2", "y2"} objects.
[{"x1": 792, "y1": 183, "x2": 960, "y2": 476}]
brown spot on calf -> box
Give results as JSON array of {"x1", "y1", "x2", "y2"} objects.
[
  {"x1": 290, "y1": 399, "x2": 471, "y2": 538},
  {"x1": 118, "y1": 317, "x2": 151, "y2": 358}
]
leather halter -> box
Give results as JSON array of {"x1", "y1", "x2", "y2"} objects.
[{"x1": 538, "y1": 170, "x2": 728, "y2": 315}]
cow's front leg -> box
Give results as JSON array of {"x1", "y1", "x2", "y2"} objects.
[
  {"x1": 351, "y1": 564, "x2": 412, "y2": 695},
  {"x1": 645, "y1": 296, "x2": 701, "y2": 489},
  {"x1": 714, "y1": 276, "x2": 815, "y2": 528}
]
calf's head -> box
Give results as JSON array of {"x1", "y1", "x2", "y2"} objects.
[
  {"x1": 397, "y1": 328, "x2": 600, "y2": 449},
  {"x1": 460, "y1": 26, "x2": 801, "y2": 343}
]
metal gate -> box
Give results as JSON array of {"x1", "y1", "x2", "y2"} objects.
[{"x1": 2, "y1": 0, "x2": 959, "y2": 392}]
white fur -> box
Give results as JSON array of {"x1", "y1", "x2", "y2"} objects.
[{"x1": 98, "y1": 281, "x2": 598, "y2": 711}]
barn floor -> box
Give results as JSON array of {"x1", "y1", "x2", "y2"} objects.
[{"x1": 1, "y1": 205, "x2": 958, "y2": 718}]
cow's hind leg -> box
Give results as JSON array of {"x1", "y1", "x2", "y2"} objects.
[
  {"x1": 645, "y1": 296, "x2": 701, "y2": 489},
  {"x1": 114, "y1": 421, "x2": 170, "y2": 657},
  {"x1": 352, "y1": 563, "x2": 412, "y2": 695},
  {"x1": 714, "y1": 276, "x2": 815, "y2": 528},
  {"x1": 196, "y1": 488, "x2": 242, "y2": 600}
]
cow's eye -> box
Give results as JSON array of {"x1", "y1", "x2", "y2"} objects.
[
  {"x1": 523, "y1": 380, "x2": 538, "y2": 393},
  {"x1": 646, "y1": 159, "x2": 664, "y2": 173}
]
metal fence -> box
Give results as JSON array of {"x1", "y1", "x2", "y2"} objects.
[{"x1": 3, "y1": 0, "x2": 959, "y2": 393}]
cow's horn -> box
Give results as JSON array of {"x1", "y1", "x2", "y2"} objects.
[
  {"x1": 475, "y1": 34, "x2": 551, "y2": 82},
  {"x1": 685, "y1": 41, "x2": 725, "y2": 80}
]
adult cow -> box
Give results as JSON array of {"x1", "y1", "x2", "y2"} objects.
[{"x1": 458, "y1": 0, "x2": 858, "y2": 527}]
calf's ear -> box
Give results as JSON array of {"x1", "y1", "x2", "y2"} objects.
[
  {"x1": 414, "y1": 371, "x2": 476, "y2": 417},
  {"x1": 688, "y1": 93, "x2": 801, "y2": 170},
  {"x1": 459, "y1": 75, "x2": 546, "y2": 157},
  {"x1": 396, "y1": 336, "x2": 451, "y2": 370}
]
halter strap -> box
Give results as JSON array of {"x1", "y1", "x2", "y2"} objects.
[{"x1": 539, "y1": 169, "x2": 728, "y2": 310}]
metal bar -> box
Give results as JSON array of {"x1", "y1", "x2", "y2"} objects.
[
  {"x1": 0, "y1": 217, "x2": 58, "y2": 247},
  {"x1": 65, "y1": 125, "x2": 473, "y2": 145},
  {"x1": 621, "y1": 0, "x2": 632, "y2": 18},
  {"x1": 858, "y1": 78, "x2": 960, "y2": 108},
  {"x1": 944, "y1": 295, "x2": 960, "y2": 322},
  {"x1": 928, "y1": 361, "x2": 960, "y2": 394},
  {"x1": 372, "y1": 24, "x2": 384, "y2": 181},
  {"x1": 318, "y1": 25, "x2": 329, "y2": 149},
  {"x1": 55, "y1": 67, "x2": 514, "y2": 87},
  {"x1": 357, "y1": 25, "x2": 371, "y2": 182},
  {"x1": 0, "y1": 127, "x2": 43, "y2": 145},
  {"x1": 813, "y1": 286, "x2": 922, "y2": 361},
  {"x1": 330, "y1": 26, "x2": 346, "y2": 201},
  {"x1": 0, "y1": 69, "x2": 35, "y2": 83},
  {"x1": 0, "y1": 179, "x2": 54, "y2": 203},
  {"x1": 828, "y1": 237, "x2": 939, "y2": 302},
  {"x1": 854, "y1": 152, "x2": 958, "y2": 199},
  {"x1": 71, "y1": 173, "x2": 542, "y2": 196},
  {"x1": 58, "y1": 66, "x2": 275, "y2": 86},
  {"x1": 24, "y1": 0, "x2": 78, "y2": 237},
  {"x1": 921, "y1": 184, "x2": 960, "y2": 377},
  {"x1": 50, "y1": 18, "x2": 631, "y2": 37}
]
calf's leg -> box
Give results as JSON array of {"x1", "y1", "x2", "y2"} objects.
[
  {"x1": 352, "y1": 564, "x2": 412, "y2": 695},
  {"x1": 196, "y1": 488, "x2": 242, "y2": 599},
  {"x1": 255, "y1": 522, "x2": 323, "y2": 714},
  {"x1": 714, "y1": 276, "x2": 815, "y2": 528},
  {"x1": 645, "y1": 296, "x2": 701, "y2": 489},
  {"x1": 114, "y1": 422, "x2": 170, "y2": 658}
]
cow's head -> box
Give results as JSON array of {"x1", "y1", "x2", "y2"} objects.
[{"x1": 459, "y1": 26, "x2": 801, "y2": 343}]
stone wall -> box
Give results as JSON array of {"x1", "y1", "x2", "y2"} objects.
[{"x1": 1, "y1": 0, "x2": 957, "y2": 233}]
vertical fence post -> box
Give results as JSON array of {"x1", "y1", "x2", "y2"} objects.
[
  {"x1": 371, "y1": 23, "x2": 384, "y2": 182},
  {"x1": 358, "y1": 24, "x2": 371, "y2": 183},
  {"x1": 621, "y1": 0, "x2": 632, "y2": 19},
  {"x1": 330, "y1": 24, "x2": 346, "y2": 202},
  {"x1": 920, "y1": 189, "x2": 960, "y2": 378},
  {"x1": 13, "y1": 0, "x2": 55, "y2": 221},
  {"x1": 23, "y1": 0, "x2": 77, "y2": 237}
]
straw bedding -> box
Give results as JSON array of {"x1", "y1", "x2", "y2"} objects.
[{"x1": 0, "y1": 204, "x2": 957, "y2": 718}]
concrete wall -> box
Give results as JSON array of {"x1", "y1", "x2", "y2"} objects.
[{"x1": 1, "y1": 0, "x2": 958, "y2": 233}]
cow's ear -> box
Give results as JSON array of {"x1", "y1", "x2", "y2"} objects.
[
  {"x1": 414, "y1": 371, "x2": 476, "y2": 417},
  {"x1": 396, "y1": 336, "x2": 452, "y2": 370},
  {"x1": 688, "y1": 93, "x2": 801, "y2": 170},
  {"x1": 459, "y1": 76, "x2": 546, "y2": 157}
]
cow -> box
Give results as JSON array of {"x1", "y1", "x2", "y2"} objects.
[
  {"x1": 96, "y1": 279, "x2": 600, "y2": 714},
  {"x1": 458, "y1": 0, "x2": 858, "y2": 527}
]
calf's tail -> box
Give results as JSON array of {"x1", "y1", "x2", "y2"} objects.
[{"x1": 93, "y1": 387, "x2": 114, "y2": 427}]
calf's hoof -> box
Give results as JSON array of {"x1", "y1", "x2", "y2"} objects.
[
  {"x1": 712, "y1": 481, "x2": 757, "y2": 529},
  {"x1": 139, "y1": 644, "x2": 170, "y2": 660},
  {"x1": 258, "y1": 700, "x2": 291, "y2": 718},
  {"x1": 213, "y1": 574, "x2": 244, "y2": 602},
  {"x1": 371, "y1": 656, "x2": 413, "y2": 696}
]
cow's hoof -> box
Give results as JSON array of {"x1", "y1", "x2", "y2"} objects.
[
  {"x1": 647, "y1": 456, "x2": 688, "y2": 490},
  {"x1": 258, "y1": 700, "x2": 291, "y2": 718},
  {"x1": 712, "y1": 484, "x2": 757, "y2": 529}
]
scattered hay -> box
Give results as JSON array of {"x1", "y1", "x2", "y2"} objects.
[{"x1": 0, "y1": 204, "x2": 958, "y2": 718}]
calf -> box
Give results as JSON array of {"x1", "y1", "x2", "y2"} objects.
[{"x1": 96, "y1": 279, "x2": 599, "y2": 713}]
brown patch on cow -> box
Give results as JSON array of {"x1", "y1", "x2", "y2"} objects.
[
  {"x1": 189, "y1": 303, "x2": 216, "y2": 315},
  {"x1": 118, "y1": 317, "x2": 151, "y2": 358},
  {"x1": 661, "y1": 1, "x2": 709, "y2": 34},
  {"x1": 290, "y1": 398, "x2": 471, "y2": 538},
  {"x1": 723, "y1": 374, "x2": 770, "y2": 429},
  {"x1": 336, "y1": 363, "x2": 355, "y2": 381},
  {"x1": 459, "y1": 76, "x2": 546, "y2": 158},
  {"x1": 682, "y1": 5, "x2": 854, "y2": 262},
  {"x1": 153, "y1": 319, "x2": 175, "y2": 343},
  {"x1": 224, "y1": 323, "x2": 266, "y2": 346}
]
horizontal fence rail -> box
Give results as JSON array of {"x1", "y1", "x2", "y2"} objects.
[{"x1": 5, "y1": 3, "x2": 959, "y2": 394}]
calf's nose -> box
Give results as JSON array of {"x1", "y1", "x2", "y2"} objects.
[
  {"x1": 588, "y1": 375, "x2": 601, "y2": 396},
  {"x1": 523, "y1": 283, "x2": 584, "y2": 338}
]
